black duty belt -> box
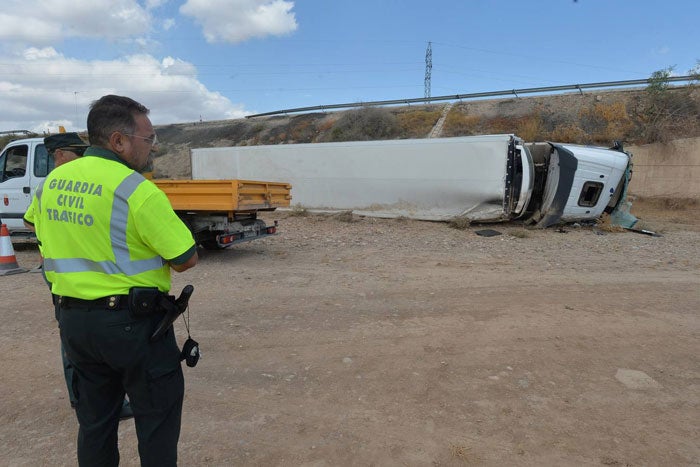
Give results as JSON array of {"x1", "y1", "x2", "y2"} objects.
[{"x1": 57, "y1": 295, "x2": 129, "y2": 310}]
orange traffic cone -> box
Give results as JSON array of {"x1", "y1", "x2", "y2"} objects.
[{"x1": 0, "y1": 224, "x2": 27, "y2": 276}]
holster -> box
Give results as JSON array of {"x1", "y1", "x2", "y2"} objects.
[
  {"x1": 128, "y1": 287, "x2": 162, "y2": 318},
  {"x1": 150, "y1": 285, "x2": 194, "y2": 342}
]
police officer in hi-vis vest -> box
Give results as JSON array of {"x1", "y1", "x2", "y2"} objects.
[{"x1": 34, "y1": 95, "x2": 198, "y2": 466}]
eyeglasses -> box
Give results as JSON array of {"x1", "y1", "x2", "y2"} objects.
[{"x1": 124, "y1": 133, "x2": 159, "y2": 146}]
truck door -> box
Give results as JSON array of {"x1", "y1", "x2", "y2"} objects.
[{"x1": 0, "y1": 141, "x2": 51, "y2": 232}]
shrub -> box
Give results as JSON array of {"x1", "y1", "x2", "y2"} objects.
[
  {"x1": 286, "y1": 114, "x2": 327, "y2": 143},
  {"x1": 578, "y1": 101, "x2": 633, "y2": 143},
  {"x1": 550, "y1": 123, "x2": 587, "y2": 143},
  {"x1": 289, "y1": 120, "x2": 314, "y2": 142},
  {"x1": 326, "y1": 107, "x2": 401, "y2": 142},
  {"x1": 485, "y1": 116, "x2": 518, "y2": 134},
  {"x1": 396, "y1": 110, "x2": 442, "y2": 137},
  {"x1": 638, "y1": 67, "x2": 700, "y2": 143},
  {"x1": 442, "y1": 112, "x2": 480, "y2": 136},
  {"x1": 515, "y1": 114, "x2": 545, "y2": 141},
  {"x1": 316, "y1": 118, "x2": 335, "y2": 132}
]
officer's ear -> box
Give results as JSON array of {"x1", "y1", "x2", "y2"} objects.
[{"x1": 109, "y1": 131, "x2": 129, "y2": 155}]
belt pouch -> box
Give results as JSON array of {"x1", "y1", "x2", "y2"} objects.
[{"x1": 128, "y1": 287, "x2": 161, "y2": 318}]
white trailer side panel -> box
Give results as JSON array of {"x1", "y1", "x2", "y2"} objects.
[{"x1": 191, "y1": 135, "x2": 516, "y2": 221}]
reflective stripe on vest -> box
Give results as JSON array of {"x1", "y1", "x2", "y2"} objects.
[{"x1": 41, "y1": 172, "x2": 165, "y2": 276}]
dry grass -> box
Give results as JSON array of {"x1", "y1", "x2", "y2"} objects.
[
  {"x1": 288, "y1": 204, "x2": 309, "y2": 217},
  {"x1": 442, "y1": 112, "x2": 481, "y2": 136},
  {"x1": 579, "y1": 101, "x2": 633, "y2": 144},
  {"x1": 396, "y1": 110, "x2": 442, "y2": 137},
  {"x1": 447, "y1": 217, "x2": 471, "y2": 230},
  {"x1": 515, "y1": 113, "x2": 545, "y2": 141},
  {"x1": 449, "y1": 443, "x2": 472, "y2": 462},
  {"x1": 509, "y1": 228, "x2": 531, "y2": 238},
  {"x1": 595, "y1": 214, "x2": 626, "y2": 233},
  {"x1": 332, "y1": 210, "x2": 356, "y2": 223},
  {"x1": 550, "y1": 123, "x2": 587, "y2": 143}
]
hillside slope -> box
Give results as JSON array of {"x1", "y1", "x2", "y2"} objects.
[{"x1": 152, "y1": 86, "x2": 700, "y2": 180}]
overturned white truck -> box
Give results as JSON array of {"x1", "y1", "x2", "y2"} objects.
[{"x1": 189, "y1": 134, "x2": 634, "y2": 227}]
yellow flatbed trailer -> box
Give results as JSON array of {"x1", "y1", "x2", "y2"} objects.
[
  {"x1": 152, "y1": 179, "x2": 292, "y2": 249},
  {"x1": 154, "y1": 179, "x2": 292, "y2": 212}
]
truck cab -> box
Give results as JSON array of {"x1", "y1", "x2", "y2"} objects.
[
  {"x1": 527, "y1": 143, "x2": 632, "y2": 228},
  {"x1": 0, "y1": 138, "x2": 52, "y2": 236}
]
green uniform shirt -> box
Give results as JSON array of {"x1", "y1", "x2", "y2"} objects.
[{"x1": 35, "y1": 147, "x2": 196, "y2": 299}]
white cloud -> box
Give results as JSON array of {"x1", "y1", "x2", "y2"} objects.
[
  {"x1": 23, "y1": 47, "x2": 60, "y2": 60},
  {"x1": 0, "y1": 49, "x2": 248, "y2": 132},
  {"x1": 0, "y1": 0, "x2": 259, "y2": 133},
  {"x1": 0, "y1": 0, "x2": 151, "y2": 46},
  {"x1": 180, "y1": 0, "x2": 297, "y2": 44}
]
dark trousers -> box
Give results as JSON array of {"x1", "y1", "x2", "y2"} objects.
[
  {"x1": 59, "y1": 303, "x2": 184, "y2": 467},
  {"x1": 61, "y1": 341, "x2": 78, "y2": 406}
]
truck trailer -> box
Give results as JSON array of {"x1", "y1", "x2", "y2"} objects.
[
  {"x1": 0, "y1": 137, "x2": 292, "y2": 249},
  {"x1": 189, "y1": 134, "x2": 634, "y2": 227}
]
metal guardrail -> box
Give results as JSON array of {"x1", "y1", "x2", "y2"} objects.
[{"x1": 246, "y1": 75, "x2": 697, "y2": 119}]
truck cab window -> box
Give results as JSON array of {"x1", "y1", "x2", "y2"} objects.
[
  {"x1": 33, "y1": 144, "x2": 53, "y2": 177},
  {"x1": 1, "y1": 144, "x2": 28, "y2": 181},
  {"x1": 578, "y1": 181, "x2": 603, "y2": 207}
]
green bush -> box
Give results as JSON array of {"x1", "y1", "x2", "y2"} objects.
[{"x1": 638, "y1": 67, "x2": 700, "y2": 143}]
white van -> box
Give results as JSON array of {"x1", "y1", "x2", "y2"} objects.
[{"x1": 0, "y1": 138, "x2": 51, "y2": 237}]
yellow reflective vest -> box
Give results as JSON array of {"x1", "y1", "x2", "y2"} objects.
[{"x1": 35, "y1": 147, "x2": 195, "y2": 299}]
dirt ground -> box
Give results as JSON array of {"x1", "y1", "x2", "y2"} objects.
[{"x1": 1, "y1": 199, "x2": 698, "y2": 466}]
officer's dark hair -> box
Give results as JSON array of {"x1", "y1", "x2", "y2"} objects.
[{"x1": 87, "y1": 95, "x2": 150, "y2": 148}]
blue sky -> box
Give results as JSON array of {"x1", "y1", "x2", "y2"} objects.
[{"x1": 0, "y1": 0, "x2": 697, "y2": 133}]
